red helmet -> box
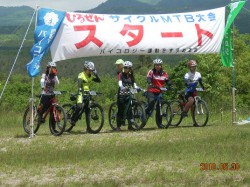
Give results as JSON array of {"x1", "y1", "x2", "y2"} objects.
[{"x1": 187, "y1": 60, "x2": 197, "y2": 68}]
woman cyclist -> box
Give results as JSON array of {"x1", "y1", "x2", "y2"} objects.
[
  {"x1": 116, "y1": 61, "x2": 140, "y2": 131},
  {"x1": 181, "y1": 60, "x2": 205, "y2": 118},
  {"x1": 145, "y1": 58, "x2": 173, "y2": 119},
  {"x1": 70, "y1": 61, "x2": 101, "y2": 128},
  {"x1": 38, "y1": 61, "x2": 59, "y2": 123}
]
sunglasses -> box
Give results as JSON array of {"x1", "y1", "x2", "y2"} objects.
[{"x1": 124, "y1": 67, "x2": 130, "y2": 69}]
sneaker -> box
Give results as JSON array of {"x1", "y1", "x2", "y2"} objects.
[
  {"x1": 116, "y1": 127, "x2": 121, "y2": 131},
  {"x1": 86, "y1": 127, "x2": 91, "y2": 133},
  {"x1": 181, "y1": 111, "x2": 188, "y2": 118},
  {"x1": 128, "y1": 126, "x2": 134, "y2": 131},
  {"x1": 38, "y1": 114, "x2": 45, "y2": 124}
]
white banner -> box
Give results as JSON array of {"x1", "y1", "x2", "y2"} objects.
[{"x1": 50, "y1": 7, "x2": 225, "y2": 62}]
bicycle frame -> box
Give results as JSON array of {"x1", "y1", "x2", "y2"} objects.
[
  {"x1": 72, "y1": 91, "x2": 98, "y2": 121},
  {"x1": 23, "y1": 90, "x2": 66, "y2": 136},
  {"x1": 147, "y1": 88, "x2": 168, "y2": 116},
  {"x1": 40, "y1": 96, "x2": 59, "y2": 121},
  {"x1": 179, "y1": 88, "x2": 208, "y2": 121},
  {"x1": 180, "y1": 89, "x2": 204, "y2": 112},
  {"x1": 64, "y1": 90, "x2": 104, "y2": 133},
  {"x1": 122, "y1": 88, "x2": 138, "y2": 120}
]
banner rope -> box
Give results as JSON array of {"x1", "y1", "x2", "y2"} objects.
[
  {"x1": 0, "y1": 9, "x2": 37, "y2": 101},
  {"x1": 243, "y1": 7, "x2": 250, "y2": 13}
]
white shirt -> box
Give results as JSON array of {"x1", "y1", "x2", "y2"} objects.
[{"x1": 184, "y1": 71, "x2": 202, "y2": 84}]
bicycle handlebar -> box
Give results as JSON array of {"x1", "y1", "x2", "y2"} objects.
[
  {"x1": 71, "y1": 90, "x2": 102, "y2": 96},
  {"x1": 69, "y1": 90, "x2": 101, "y2": 102},
  {"x1": 127, "y1": 87, "x2": 145, "y2": 94},
  {"x1": 53, "y1": 90, "x2": 67, "y2": 95},
  {"x1": 160, "y1": 87, "x2": 168, "y2": 91},
  {"x1": 87, "y1": 91, "x2": 102, "y2": 96},
  {"x1": 177, "y1": 87, "x2": 204, "y2": 95},
  {"x1": 196, "y1": 88, "x2": 204, "y2": 92}
]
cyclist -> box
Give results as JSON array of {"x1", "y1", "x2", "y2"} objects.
[
  {"x1": 70, "y1": 61, "x2": 101, "y2": 127},
  {"x1": 145, "y1": 58, "x2": 173, "y2": 119},
  {"x1": 116, "y1": 61, "x2": 140, "y2": 131},
  {"x1": 181, "y1": 60, "x2": 205, "y2": 118},
  {"x1": 115, "y1": 59, "x2": 124, "y2": 76},
  {"x1": 38, "y1": 61, "x2": 59, "y2": 123}
]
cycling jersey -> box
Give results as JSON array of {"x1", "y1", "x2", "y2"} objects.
[
  {"x1": 40, "y1": 73, "x2": 59, "y2": 95},
  {"x1": 118, "y1": 72, "x2": 137, "y2": 95},
  {"x1": 184, "y1": 71, "x2": 203, "y2": 93},
  {"x1": 77, "y1": 71, "x2": 101, "y2": 104},
  {"x1": 147, "y1": 69, "x2": 169, "y2": 93},
  {"x1": 78, "y1": 72, "x2": 95, "y2": 92}
]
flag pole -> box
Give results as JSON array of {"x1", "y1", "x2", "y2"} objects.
[
  {"x1": 29, "y1": 6, "x2": 40, "y2": 138},
  {"x1": 231, "y1": 0, "x2": 237, "y2": 125}
]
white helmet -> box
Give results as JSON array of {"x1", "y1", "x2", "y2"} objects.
[
  {"x1": 47, "y1": 61, "x2": 56, "y2": 67},
  {"x1": 123, "y1": 61, "x2": 133, "y2": 68},
  {"x1": 84, "y1": 61, "x2": 95, "y2": 71},
  {"x1": 153, "y1": 58, "x2": 163, "y2": 65}
]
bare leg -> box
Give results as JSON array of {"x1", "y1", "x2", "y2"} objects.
[{"x1": 183, "y1": 97, "x2": 194, "y2": 113}]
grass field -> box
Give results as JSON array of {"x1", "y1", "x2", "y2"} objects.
[{"x1": 0, "y1": 110, "x2": 250, "y2": 186}]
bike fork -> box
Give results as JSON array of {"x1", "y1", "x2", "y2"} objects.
[
  {"x1": 159, "y1": 102, "x2": 162, "y2": 116},
  {"x1": 130, "y1": 101, "x2": 135, "y2": 121},
  {"x1": 52, "y1": 104, "x2": 60, "y2": 121},
  {"x1": 195, "y1": 98, "x2": 204, "y2": 114}
]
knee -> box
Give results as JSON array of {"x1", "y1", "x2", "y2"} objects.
[{"x1": 188, "y1": 97, "x2": 194, "y2": 104}]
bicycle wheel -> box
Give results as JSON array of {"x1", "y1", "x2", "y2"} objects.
[
  {"x1": 87, "y1": 103, "x2": 104, "y2": 134},
  {"x1": 132, "y1": 102, "x2": 147, "y2": 130},
  {"x1": 108, "y1": 102, "x2": 118, "y2": 130},
  {"x1": 192, "y1": 99, "x2": 209, "y2": 127},
  {"x1": 155, "y1": 101, "x2": 173, "y2": 129},
  {"x1": 23, "y1": 105, "x2": 40, "y2": 135},
  {"x1": 49, "y1": 105, "x2": 66, "y2": 136},
  {"x1": 62, "y1": 104, "x2": 75, "y2": 132},
  {"x1": 170, "y1": 100, "x2": 183, "y2": 127}
]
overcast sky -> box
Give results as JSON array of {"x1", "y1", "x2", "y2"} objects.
[{"x1": 0, "y1": 0, "x2": 108, "y2": 11}]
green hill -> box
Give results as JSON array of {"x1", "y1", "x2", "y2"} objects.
[{"x1": 88, "y1": 0, "x2": 250, "y2": 34}]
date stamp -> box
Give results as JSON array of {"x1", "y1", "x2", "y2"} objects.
[{"x1": 200, "y1": 163, "x2": 240, "y2": 171}]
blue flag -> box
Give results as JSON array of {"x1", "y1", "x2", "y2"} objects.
[{"x1": 26, "y1": 8, "x2": 66, "y2": 77}]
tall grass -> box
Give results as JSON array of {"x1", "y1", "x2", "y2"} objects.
[{"x1": 0, "y1": 110, "x2": 250, "y2": 186}]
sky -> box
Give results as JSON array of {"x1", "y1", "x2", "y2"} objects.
[{"x1": 0, "y1": 0, "x2": 108, "y2": 11}]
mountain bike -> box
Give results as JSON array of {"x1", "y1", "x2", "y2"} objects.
[
  {"x1": 108, "y1": 88, "x2": 146, "y2": 131},
  {"x1": 62, "y1": 90, "x2": 104, "y2": 134},
  {"x1": 141, "y1": 87, "x2": 173, "y2": 129},
  {"x1": 23, "y1": 91, "x2": 67, "y2": 136},
  {"x1": 170, "y1": 88, "x2": 209, "y2": 127}
]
